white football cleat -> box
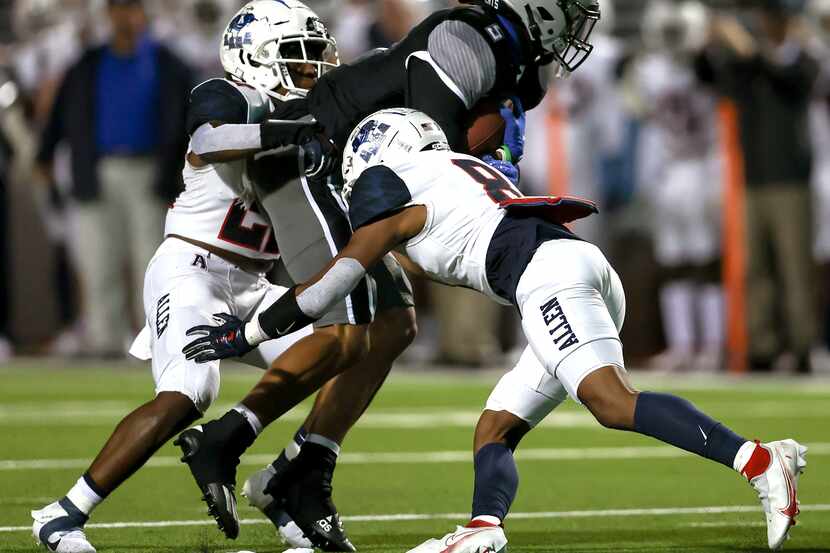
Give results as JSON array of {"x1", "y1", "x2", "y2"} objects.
[
  {"x1": 242, "y1": 466, "x2": 313, "y2": 549},
  {"x1": 406, "y1": 524, "x2": 507, "y2": 553},
  {"x1": 32, "y1": 501, "x2": 96, "y2": 553},
  {"x1": 745, "y1": 440, "x2": 808, "y2": 550}
]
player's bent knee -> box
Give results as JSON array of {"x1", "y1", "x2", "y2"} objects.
[
  {"x1": 577, "y1": 365, "x2": 639, "y2": 430},
  {"x1": 373, "y1": 307, "x2": 418, "y2": 352},
  {"x1": 475, "y1": 410, "x2": 531, "y2": 453},
  {"x1": 318, "y1": 323, "x2": 372, "y2": 368}
]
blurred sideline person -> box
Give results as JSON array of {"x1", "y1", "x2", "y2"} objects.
[
  {"x1": 187, "y1": 107, "x2": 808, "y2": 553},
  {"x1": 698, "y1": 2, "x2": 819, "y2": 373},
  {"x1": 543, "y1": 0, "x2": 627, "y2": 247},
  {"x1": 634, "y1": 0, "x2": 724, "y2": 371},
  {"x1": 35, "y1": 0, "x2": 194, "y2": 357},
  {"x1": 808, "y1": 0, "x2": 830, "y2": 356}
]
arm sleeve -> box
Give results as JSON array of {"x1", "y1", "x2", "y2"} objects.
[
  {"x1": 295, "y1": 258, "x2": 368, "y2": 318},
  {"x1": 426, "y1": 20, "x2": 497, "y2": 109}
]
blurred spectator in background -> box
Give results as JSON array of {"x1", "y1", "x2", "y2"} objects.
[
  {"x1": 631, "y1": 0, "x2": 724, "y2": 371},
  {"x1": 539, "y1": 0, "x2": 629, "y2": 247},
  {"x1": 698, "y1": 0, "x2": 819, "y2": 373},
  {"x1": 35, "y1": 0, "x2": 193, "y2": 357},
  {"x1": 0, "y1": 68, "x2": 14, "y2": 361},
  {"x1": 807, "y1": 0, "x2": 830, "y2": 358},
  {"x1": 160, "y1": 0, "x2": 232, "y2": 81},
  {"x1": 332, "y1": 0, "x2": 429, "y2": 61}
]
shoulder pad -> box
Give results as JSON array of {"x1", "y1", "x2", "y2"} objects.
[
  {"x1": 186, "y1": 79, "x2": 271, "y2": 135},
  {"x1": 348, "y1": 165, "x2": 412, "y2": 230}
]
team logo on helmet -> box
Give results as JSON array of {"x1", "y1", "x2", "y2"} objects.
[
  {"x1": 351, "y1": 121, "x2": 391, "y2": 162},
  {"x1": 224, "y1": 12, "x2": 257, "y2": 49}
]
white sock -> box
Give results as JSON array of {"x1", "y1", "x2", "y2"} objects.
[
  {"x1": 233, "y1": 404, "x2": 264, "y2": 436},
  {"x1": 470, "y1": 515, "x2": 501, "y2": 526},
  {"x1": 306, "y1": 433, "x2": 341, "y2": 456},
  {"x1": 732, "y1": 441, "x2": 758, "y2": 473},
  {"x1": 65, "y1": 476, "x2": 104, "y2": 516},
  {"x1": 660, "y1": 280, "x2": 695, "y2": 354},
  {"x1": 699, "y1": 284, "x2": 725, "y2": 350}
]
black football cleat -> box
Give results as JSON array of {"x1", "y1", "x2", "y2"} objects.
[
  {"x1": 174, "y1": 425, "x2": 242, "y2": 539},
  {"x1": 265, "y1": 443, "x2": 355, "y2": 552}
]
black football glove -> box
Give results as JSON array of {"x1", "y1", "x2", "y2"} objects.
[
  {"x1": 302, "y1": 136, "x2": 338, "y2": 178},
  {"x1": 182, "y1": 313, "x2": 253, "y2": 363}
]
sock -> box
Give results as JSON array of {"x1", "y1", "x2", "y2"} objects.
[
  {"x1": 272, "y1": 427, "x2": 307, "y2": 469},
  {"x1": 233, "y1": 404, "x2": 264, "y2": 436},
  {"x1": 211, "y1": 410, "x2": 257, "y2": 459},
  {"x1": 469, "y1": 515, "x2": 502, "y2": 527},
  {"x1": 306, "y1": 433, "x2": 341, "y2": 456},
  {"x1": 733, "y1": 440, "x2": 771, "y2": 480},
  {"x1": 64, "y1": 474, "x2": 106, "y2": 517},
  {"x1": 660, "y1": 281, "x2": 695, "y2": 354},
  {"x1": 634, "y1": 391, "x2": 745, "y2": 469},
  {"x1": 699, "y1": 285, "x2": 725, "y2": 350},
  {"x1": 471, "y1": 443, "x2": 518, "y2": 523}
]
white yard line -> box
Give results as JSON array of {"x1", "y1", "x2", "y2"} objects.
[
  {"x1": 3, "y1": 504, "x2": 830, "y2": 533},
  {"x1": 2, "y1": 443, "x2": 830, "y2": 471}
]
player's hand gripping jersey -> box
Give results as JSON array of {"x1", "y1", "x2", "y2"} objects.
[{"x1": 165, "y1": 78, "x2": 280, "y2": 260}]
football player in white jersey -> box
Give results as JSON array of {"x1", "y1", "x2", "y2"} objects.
[
  {"x1": 634, "y1": 0, "x2": 724, "y2": 371},
  {"x1": 30, "y1": 2, "x2": 386, "y2": 552},
  {"x1": 185, "y1": 108, "x2": 808, "y2": 552}
]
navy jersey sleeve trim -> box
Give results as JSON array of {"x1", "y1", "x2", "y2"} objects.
[
  {"x1": 348, "y1": 165, "x2": 412, "y2": 230},
  {"x1": 186, "y1": 79, "x2": 251, "y2": 135}
]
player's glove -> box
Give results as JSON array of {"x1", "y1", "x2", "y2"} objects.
[
  {"x1": 302, "y1": 136, "x2": 338, "y2": 178},
  {"x1": 500, "y1": 96, "x2": 526, "y2": 162},
  {"x1": 182, "y1": 313, "x2": 254, "y2": 363},
  {"x1": 482, "y1": 155, "x2": 520, "y2": 186}
]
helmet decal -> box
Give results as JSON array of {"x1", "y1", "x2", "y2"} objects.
[
  {"x1": 351, "y1": 121, "x2": 391, "y2": 162},
  {"x1": 224, "y1": 12, "x2": 257, "y2": 49}
]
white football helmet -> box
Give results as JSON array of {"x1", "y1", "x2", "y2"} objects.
[
  {"x1": 220, "y1": 0, "x2": 339, "y2": 100},
  {"x1": 341, "y1": 109, "x2": 449, "y2": 197},
  {"x1": 500, "y1": 0, "x2": 601, "y2": 71},
  {"x1": 642, "y1": 0, "x2": 708, "y2": 55}
]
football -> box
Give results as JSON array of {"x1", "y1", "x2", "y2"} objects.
[{"x1": 466, "y1": 98, "x2": 506, "y2": 156}]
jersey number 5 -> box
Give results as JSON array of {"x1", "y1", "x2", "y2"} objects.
[{"x1": 451, "y1": 158, "x2": 521, "y2": 203}]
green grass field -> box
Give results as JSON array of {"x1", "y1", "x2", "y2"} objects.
[{"x1": 1, "y1": 360, "x2": 829, "y2": 553}]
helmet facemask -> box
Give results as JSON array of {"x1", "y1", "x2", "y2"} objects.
[
  {"x1": 554, "y1": 1, "x2": 600, "y2": 71},
  {"x1": 258, "y1": 20, "x2": 339, "y2": 99}
]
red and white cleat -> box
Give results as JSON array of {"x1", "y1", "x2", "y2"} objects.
[
  {"x1": 406, "y1": 521, "x2": 507, "y2": 553},
  {"x1": 741, "y1": 440, "x2": 808, "y2": 550}
]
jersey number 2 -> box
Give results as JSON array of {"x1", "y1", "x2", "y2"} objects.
[
  {"x1": 218, "y1": 200, "x2": 279, "y2": 254},
  {"x1": 451, "y1": 158, "x2": 521, "y2": 203}
]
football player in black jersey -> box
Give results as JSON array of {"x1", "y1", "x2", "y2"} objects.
[{"x1": 176, "y1": 0, "x2": 601, "y2": 550}]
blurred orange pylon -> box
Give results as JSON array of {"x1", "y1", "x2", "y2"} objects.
[{"x1": 718, "y1": 100, "x2": 748, "y2": 373}]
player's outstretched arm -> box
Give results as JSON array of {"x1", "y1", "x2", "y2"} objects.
[
  {"x1": 181, "y1": 206, "x2": 427, "y2": 363},
  {"x1": 189, "y1": 120, "x2": 322, "y2": 165}
]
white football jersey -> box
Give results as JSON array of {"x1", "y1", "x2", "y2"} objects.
[
  {"x1": 165, "y1": 78, "x2": 279, "y2": 260},
  {"x1": 349, "y1": 150, "x2": 520, "y2": 305}
]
